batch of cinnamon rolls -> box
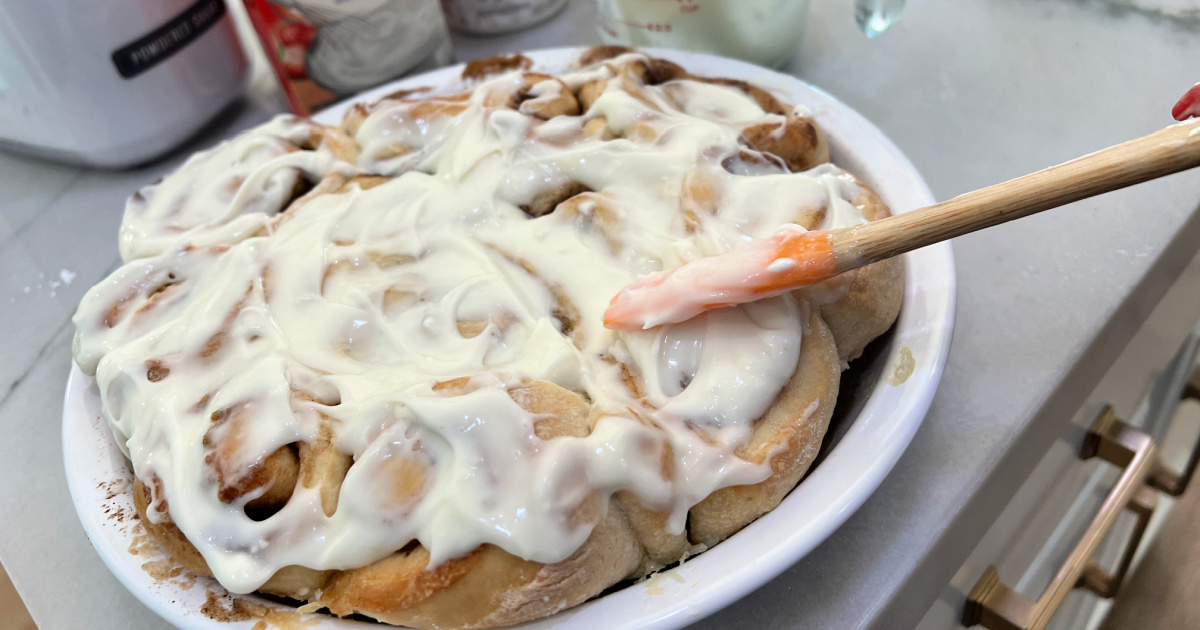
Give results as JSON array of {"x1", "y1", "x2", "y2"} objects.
[{"x1": 73, "y1": 47, "x2": 904, "y2": 628}]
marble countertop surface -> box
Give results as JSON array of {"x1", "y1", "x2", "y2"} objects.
[{"x1": 1, "y1": 0, "x2": 1198, "y2": 628}]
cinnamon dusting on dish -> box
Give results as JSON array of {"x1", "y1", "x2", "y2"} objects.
[
  {"x1": 127, "y1": 522, "x2": 154, "y2": 557},
  {"x1": 98, "y1": 478, "x2": 131, "y2": 500},
  {"x1": 202, "y1": 590, "x2": 318, "y2": 629},
  {"x1": 102, "y1": 486, "x2": 135, "y2": 524},
  {"x1": 142, "y1": 559, "x2": 186, "y2": 581},
  {"x1": 125, "y1": 514, "x2": 199, "y2": 589}
]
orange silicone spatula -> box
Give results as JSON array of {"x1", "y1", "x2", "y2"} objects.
[{"x1": 603, "y1": 119, "x2": 1200, "y2": 331}]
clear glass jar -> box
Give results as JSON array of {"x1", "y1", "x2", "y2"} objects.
[{"x1": 593, "y1": 0, "x2": 905, "y2": 68}]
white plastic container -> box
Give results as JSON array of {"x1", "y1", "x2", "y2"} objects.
[
  {"x1": 0, "y1": 0, "x2": 249, "y2": 168},
  {"x1": 440, "y1": 0, "x2": 568, "y2": 35}
]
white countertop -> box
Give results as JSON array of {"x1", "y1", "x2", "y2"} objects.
[{"x1": 2, "y1": 0, "x2": 1199, "y2": 628}]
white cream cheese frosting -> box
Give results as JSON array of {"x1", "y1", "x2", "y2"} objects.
[{"x1": 73, "y1": 54, "x2": 870, "y2": 593}]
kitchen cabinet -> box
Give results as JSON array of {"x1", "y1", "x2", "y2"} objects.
[{"x1": 919, "y1": 248, "x2": 1200, "y2": 630}]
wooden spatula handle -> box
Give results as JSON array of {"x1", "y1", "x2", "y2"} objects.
[{"x1": 831, "y1": 120, "x2": 1200, "y2": 269}]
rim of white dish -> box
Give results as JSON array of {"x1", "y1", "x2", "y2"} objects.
[{"x1": 63, "y1": 47, "x2": 955, "y2": 630}]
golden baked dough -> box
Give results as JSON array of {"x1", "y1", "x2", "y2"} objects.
[
  {"x1": 319, "y1": 501, "x2": 641, "y2": 629},
  {"x1": 81, "y1": 47, "x2": 905, "y2": 629},
  {"x1": 815, "y1": 174, "x2": 905, "y2": 363}
]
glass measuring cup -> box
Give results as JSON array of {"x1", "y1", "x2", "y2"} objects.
[{"x1": 593, "y1": 0, "x2": 905, "y2": 68}]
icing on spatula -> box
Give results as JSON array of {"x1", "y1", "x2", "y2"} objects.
[{"x1": 604, "y1": 119, "x2": 1200, "y2": 331}]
